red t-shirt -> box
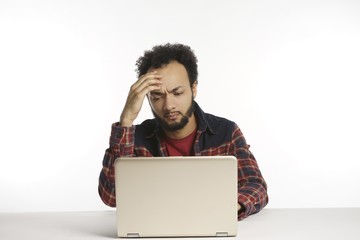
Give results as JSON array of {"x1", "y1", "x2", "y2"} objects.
[{"x1": 164, "y1": 128, "x2": 197, "y2": 156}]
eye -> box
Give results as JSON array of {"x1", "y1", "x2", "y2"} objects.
[
  {"x1": 173, "y1": 92, "x2": 183, "y2": 96},
  {"x1": 151, "y1": 96, "x2": 160, "y2": 101},
  {"x1": 150, "y1": 93, "x2": 164, "y2": 101}
]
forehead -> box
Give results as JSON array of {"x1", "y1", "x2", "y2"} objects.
[{"x1": 149, "y1": 61, "x2": 190, "y2": 88}]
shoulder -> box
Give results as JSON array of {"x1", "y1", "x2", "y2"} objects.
[
  {"x1": 195, "y1": 102, "x2": 237, "y2": 134},
  {"x1": 204, "y1": 112, "x2": 237, "y2": 133},
  {"x1": 203, "y1": 113, "x2": 248, "y2": 148}
]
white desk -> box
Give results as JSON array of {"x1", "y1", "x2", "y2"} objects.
[{"x1": 0, "y1": 209, "x2": 359, "y2": 240}]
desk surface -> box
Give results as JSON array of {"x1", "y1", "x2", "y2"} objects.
[{"x1": 0, "y1": 208, "x2": 359, "y2": 240}]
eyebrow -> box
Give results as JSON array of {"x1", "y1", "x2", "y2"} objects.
[
  {"x1": 169, "y1": 86, "x2": 184, "y2": 93},
  {"x1": 151, "y1": 86, "x2": 184, "y2": 95}
]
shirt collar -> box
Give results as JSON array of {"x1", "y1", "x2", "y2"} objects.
[{"x1": 193, "y1": 101, "x2": 216, "y2": 134}]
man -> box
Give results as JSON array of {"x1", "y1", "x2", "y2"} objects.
[{"x1": 98, "y1": 43, "x2": 268, "y2": 220}]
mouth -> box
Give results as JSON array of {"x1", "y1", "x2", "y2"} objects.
[{"x1": 164, "y1": 112, "x2": 180, "y2": 121}]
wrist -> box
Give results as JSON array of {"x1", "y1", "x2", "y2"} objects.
[
  {"x1": 120, "y1": 120, "x2": 133, "y2": 127},
  {"x1": 119, "y1": 116, "x2": 134, "y2": 127}
]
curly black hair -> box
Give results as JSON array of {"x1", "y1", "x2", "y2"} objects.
[{"x1": 135, "y1": 43, "x2": 198, "y2": 86}]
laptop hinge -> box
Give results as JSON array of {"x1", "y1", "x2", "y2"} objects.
[
  {"x1": 127, "y1": 233, "x2": 140, "y2": 238},
  {"x1": 216, "y1": 232, "x2": 228, "y2": 237}
]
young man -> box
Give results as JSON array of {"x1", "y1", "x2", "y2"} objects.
[{"x1": 98, "y1": 43, "x2": 268, "y2": 220}]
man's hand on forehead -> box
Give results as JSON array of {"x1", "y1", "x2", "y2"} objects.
[{"x1": 119, "y1": 71, "x2": 162, "y2": 127}]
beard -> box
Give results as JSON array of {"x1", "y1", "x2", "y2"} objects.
[{"x1": 152, "y1": 100, "x2": 196, "y2": 132}]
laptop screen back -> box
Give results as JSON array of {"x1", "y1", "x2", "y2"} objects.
[{"x1": 114, "y1": 156, "x2": 238, "y2": 238}]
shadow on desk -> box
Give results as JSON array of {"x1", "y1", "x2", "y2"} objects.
[{"x1": 57, "y1": 211, "x2": 118, "y2": 239}]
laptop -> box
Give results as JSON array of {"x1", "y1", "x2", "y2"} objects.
[{"x1": 114, "y1": 156, "x2": 238, "y2": 238}]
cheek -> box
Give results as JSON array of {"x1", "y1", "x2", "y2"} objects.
[
  {"x1": 149, "y1": 100, "x2": 163, "y2": 113},
  {"x1": 179, "y1": 95, "x2": 193, "y2": 111}
]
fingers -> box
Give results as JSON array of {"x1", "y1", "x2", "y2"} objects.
[
  {"x1": 132, "y1": 71, "x2": 162, "y2": 93},
  {"x1": 120, "y1": 71, "x2": 163, "y2": 127},
  {"x1": 130, "y1": 74, "x2": 162, "y2": 100}
]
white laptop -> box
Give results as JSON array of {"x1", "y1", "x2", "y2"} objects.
[{"x1": 114, "y1": 156, "x2": 238, "y2": 238}]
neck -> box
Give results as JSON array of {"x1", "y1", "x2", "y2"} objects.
[{"x1": 164, "y1": 114, "x2": 197, "y2": 139}]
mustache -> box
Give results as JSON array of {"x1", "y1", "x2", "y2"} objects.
[{"x1": 164, "y1": 111, "x2": 182, "y2": 117}]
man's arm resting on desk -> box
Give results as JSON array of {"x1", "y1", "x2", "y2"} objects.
[
  {"x1": 98, "y1": 123, "x2": 137, "y2": 207},
  {"x1": 232, "y1": 124, "x2": 268, "y2": 220}
]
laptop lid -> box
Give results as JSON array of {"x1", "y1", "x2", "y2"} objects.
[{"x1": 114, "y1": 156, "x2": 238, "y2": 238}]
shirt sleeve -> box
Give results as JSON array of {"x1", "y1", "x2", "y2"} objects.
[
  {"x1": 231, "y1": 124, "x2": 269, "y2": 220},
  {"x1": 98, "y1": 122, "x2": 136, "y2": 207}
]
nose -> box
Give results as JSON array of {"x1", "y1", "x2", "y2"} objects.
[{"x1": 163, "y1": 94, "x2": 175, "y2": 111}]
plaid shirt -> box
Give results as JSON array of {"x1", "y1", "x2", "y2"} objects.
[{"x1": 98, "y1": 102, "x2": 268, "y2": 220}]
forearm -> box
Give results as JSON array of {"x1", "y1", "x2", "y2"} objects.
[
  {"x1": 236, "y1": 150, "x2": 268, "y2": 220},
  {"x1": 98, "y1": 165, "x2": 116, "y2": 207},
  {"x1": 98, "y1": 123, "x2": 136, "y2": 206},
  {"x1": 237, "y1": 177, "x2": 268, "y2": 220},
  {"x1": 232, "y1": 125, "x2": 268, "y2": 220}
]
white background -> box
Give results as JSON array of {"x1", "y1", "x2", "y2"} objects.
[{"x1": 1, "y1": 0, "x2": 359, "y2": 212}]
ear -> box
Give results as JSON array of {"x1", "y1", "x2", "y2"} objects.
[{"x1": 191, "y1": 81, "x2": 198, "y2": 99}]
